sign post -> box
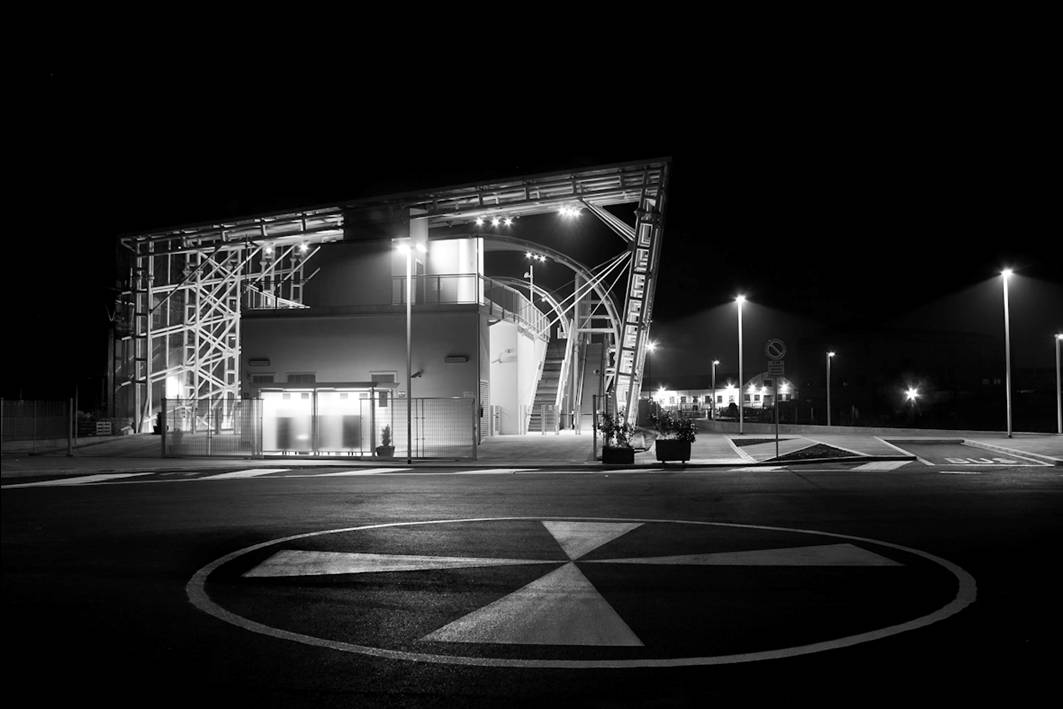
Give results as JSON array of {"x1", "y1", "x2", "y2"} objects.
[{"x1": 765, "y1": 339, "x2": 787, "y2": 460}]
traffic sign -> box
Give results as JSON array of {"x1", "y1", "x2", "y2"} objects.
[
  {"x1": 767, "y1": 360, "x2": 785, "y2": 376},
  {"x1": 765, "y1": 339, "x2": 787, "y2": 361}
]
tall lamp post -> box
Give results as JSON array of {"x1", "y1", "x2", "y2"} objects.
[
  {"x1": 826, "y1": 351, "x2": 836, "y2": 427},
  {"x1": 711, "y1": 359, "x2": 719, "y2": 421},
  {"x1": 1001, "y1": 269, "x2": 1013, "y2": 438},
  {"x1": 645, "y1": 340, "x2": 657, "y2": 392},
  {"x1": 399, "y1": 240, "x2": 427, "y2": 463},
  {"x1": 1055, "y1": 333, "x2": 1062, "y2": 435},
  {"x1": 736, "y1": 295, "x2": 746, "y2": 434},
  {"x1": 524, "y1": 252, "x2": 545, "y2": 318}
]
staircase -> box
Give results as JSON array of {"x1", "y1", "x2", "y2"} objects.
[{"x1": 527, "y1": 338, "x2": 567, "y2": 432}]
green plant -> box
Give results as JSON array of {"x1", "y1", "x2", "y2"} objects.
[
  {"x1": 597, "y1": 412, "x2": 634, "y2": 448},
  {"x1": 651, "y1": 410, "x2": 697, "y2": 442},
  {"x1": 380, "y1": 425, "x2": 392, "y2": 447}
]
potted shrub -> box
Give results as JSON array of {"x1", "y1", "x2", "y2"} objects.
[
  {"x1": 653, "y1": 411, "x2": 695, "y2": 463},
  {"x1": 375, "y1": 425, "x2": 395, "y2": 457},
  {"x1": 598, "y1": 412, "x2": 635, "y2": 464}
]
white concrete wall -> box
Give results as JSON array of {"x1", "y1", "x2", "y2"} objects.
[
  {"x1": 488, "y1": 320, "x2": 548, "y2": 434},
  {"x1": 242, "y1": 308, "x2": 480, "y2": 400}
]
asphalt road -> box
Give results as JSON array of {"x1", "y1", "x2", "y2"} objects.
[{"x1": 3, "y1": 462, "x2": 1062, "y2": 707}]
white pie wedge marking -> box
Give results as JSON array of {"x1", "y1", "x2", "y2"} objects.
[
  {"x1": 421, "y1": 562, "x2": 643, "y2": 646},
  {"x1": 243, "y1": 550, "x2": 560, "y2": 578},
  {"x1": 541, "y1": 521, "x2": 643, "y2": 560},
  {"x1": 589, "y1": 543, "x2": 901, "y2": 566}
]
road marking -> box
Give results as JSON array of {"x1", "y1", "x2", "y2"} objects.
[
  {"x1": 875, "y1": 438, "x2": 933, "y2": 466},
  {"x1": 188, "y1": 516, "x2": 977, "y2": 668},
  {"x1": 541, "y1": 521, "x2": 642, "y2": 559},
  {"x1": 963, "y1": 440, "x2": 1057, "y2": 466},
  {"x1": 726, "y1": 466, "x2": 785, "y2": 472},
  {"x1": 939, "y1": 471, "x2": 982, "y2": 475},
  {"x1": 244, "y1": 550, "x2": 558, "y2": 577},
  {"x1": 852, "y1": 461, "x2": 909, "y2": 472},
  {"x1": 588, "y1": 543, "x2": 901, "y2": 567},
  {"x1": 452, "y1": 468, "x2": 536, "y2": 475},
  {"x1": 421, "y1": 562, "x2": 643, "y2": 647},
  {"x1": 802, "y1": 436, "x2": 870, "y2": 458},
  {"x1": 1, "y1": 473, "x2": 153, "y2": 488},
  {"x1": 310, "y1": 468, "x2": 411, "y2": 476},
  {"x1": 726, "y1": 438, "x2": 756, "y2": 462},
  {"x1": 202, "y1": 468, "x2": 289, "y2": 480}
]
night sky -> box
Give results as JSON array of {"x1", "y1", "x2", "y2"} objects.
[{"x1": 8, "y1": 67, "x2": 1060, "y2": 407}]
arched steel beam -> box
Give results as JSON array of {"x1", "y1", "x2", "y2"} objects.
[
  {"x1": 475, "y1": 233, "x2": 623, "y2": 347},
  {"x1": 490, "y1": 276, "x2": 569, "y2": 337}
]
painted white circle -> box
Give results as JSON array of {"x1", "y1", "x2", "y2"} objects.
[{"x1": 187, "y1": 517, "x2": 976, "y2": 668}]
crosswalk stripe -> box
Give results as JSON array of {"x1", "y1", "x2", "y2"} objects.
[
  {"x1": 202, "y1": 469, "x2": 289, "y2": 480},
  {"x1": 727, "y1": 466, "x2": 785, "y2": 472},
  {"x1": 453, "y1": 468, "x2": 536, "y2": 475},
  {"x1": 852, "y1": 461, "x2": 909, "y2": 471},
  {"x1": 311, "y1": 468, "x2": 412, "y2": 476},
  {"x1": 2, "y1": 473, "x2": 152, "y2": 488}
]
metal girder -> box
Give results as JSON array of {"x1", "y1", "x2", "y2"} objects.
[
  {"x1": 614, "y1": 165, "x2": 670, "y2": 419},
  {"x1": 114, "y1": 159, "x2": 669, "y2": 428}
]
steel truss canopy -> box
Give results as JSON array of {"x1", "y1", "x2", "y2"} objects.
[{"x1": 114, "y1": 158, "x2": 669, "y2": 430}]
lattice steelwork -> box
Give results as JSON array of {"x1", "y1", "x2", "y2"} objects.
[{"x1": 113, "y1": 159, "x2": 669, "y2": 430}]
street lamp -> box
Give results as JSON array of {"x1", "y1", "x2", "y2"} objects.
[
  {"x1": 826, "y1": 351, "x2": 836, "y2": 427},
  {"x1": 711, "y1": 359, "x2": 720, "y2": 421},
  {"x1": 645, "y1": 340, "x2": 657, "y2": 393},
  {"x1": 1001, "y1": 269, "x2": 1013, "y2": 438},
  {"x1": 398, "y1": 240, "x2": 427, "y2": 463},
  {"x1": 524, "y1": 252, "x2": 546, "y2": 319},
  {"x1": 736, "y1": 295, "x2": 746, "y2": 434},
  {"x1": 1055, "y1": 333, "x2": 1062, "y2": 435}
]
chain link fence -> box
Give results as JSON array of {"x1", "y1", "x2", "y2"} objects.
[{"x1": 1, "y1": 399, "x2": 72, "y2": 454}]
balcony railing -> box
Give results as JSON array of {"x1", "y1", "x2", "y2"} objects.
[{"x1": 392, "y1": 273, "x2": 483, "y2": 306}]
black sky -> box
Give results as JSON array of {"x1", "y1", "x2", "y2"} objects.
[{"x1": 8, "y1": 61, "x2": 1060, "y2": 401}]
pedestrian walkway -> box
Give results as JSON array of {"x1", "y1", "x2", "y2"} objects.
[{"x1": 4, "y1": 427, "x2": 1057, "y2": 482}]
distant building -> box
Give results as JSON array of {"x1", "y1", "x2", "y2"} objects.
[{"x1": 648, "y1": 372, "x2": 799, "y2": 414}]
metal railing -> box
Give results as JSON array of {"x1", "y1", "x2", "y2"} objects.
[{"x1": 392, "y1": 273, "x2": 483, "y2": 306}]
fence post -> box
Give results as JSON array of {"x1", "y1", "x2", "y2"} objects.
[
  {"x1": 161, "y1": 397, "x2": 167, "y2": 458},
  {"x1": 33, "y1": 399, "x2": 38, "y2": 454},
  {"x1": 67, "y1": 398, "x2": 74, "y2": 457},
  {"x1": 471, "y1": 397, "x2": 478, "y2": 460},
  {"x1": 541, "y1": 404, "x2": 545, "y2": 435},
  {"x1": 592, "y1": 395, "x2": 598, "y2": 461}
]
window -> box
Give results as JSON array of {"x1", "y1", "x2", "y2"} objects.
[
  {"x1": 251, "y1": 374, "x2": 274, "y2": 385},
  {"x1": 754, "y1": 394, "x2": 761, "y2": 402},
  {"x1": 744, "y1": 394, "x2": 751, "y2": 403},
  {"x1": 287, "y1": 373, "x2": 316, "y2": 385},
  {"x1": 764, "y1": 379, "x2": 773, "y2": 387},
  {"x1": 717, "y1": 395, "x2": 723, "y2": 404}
]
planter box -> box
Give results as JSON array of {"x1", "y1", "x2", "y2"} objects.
[
  {"x1": 375, "y1": 446, "x2": 395, "y2": 457},
  {"x1": 655, "y1": 439, "x2": 691, "y2": 463},
  {"x1": 602, "y1": 446, "x2": 635, "y2": 464}
]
